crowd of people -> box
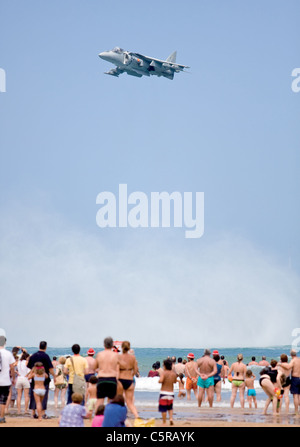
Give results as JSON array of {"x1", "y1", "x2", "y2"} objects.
[
  {"x1": 0, "y1": 330, "x2": 300, "y2": 426},
  {"x1": 0, "y1": 334, "x2": 141, "y2": 426},
  {"x1": 147, "y1": 349, "x2": 300, "y2": 421}
]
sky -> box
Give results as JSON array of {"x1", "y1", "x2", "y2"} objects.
[{"x1": 0, "y1": 0, "x2": 299, "y2": 349}]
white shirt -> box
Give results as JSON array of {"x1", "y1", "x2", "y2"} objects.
[
  {"x1": 17, "y1": 359, "x2": 30, "y2": 377},
  {"x1": 0, "y1": 348, "x2": 15, "y2": 386}
]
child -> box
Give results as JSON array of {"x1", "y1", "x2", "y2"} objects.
[
  {"x1": 158, "y1": 359, "x2": 177, "y2": 426},
  {"x1": 245, "y1": 369, "x2": 257, "y2": 409},
  {"x1": 177, "y1": 373, "x2": 186, "y2": 399},
  {"x1": 91, "y1": 404, "x2": 105, "y2": 427},
  {"x1": 59, "y1": 393, "x2": 88, "y2": 427},
  {"x1": 85, "y1": 375, "x2": 98, "y2": 419},
  {"x1": 27, "y1": 362, "x2": 48, "y2": 421},
  {"x1": 102, "y1": 395, "x2": 130, "y2": 427}
]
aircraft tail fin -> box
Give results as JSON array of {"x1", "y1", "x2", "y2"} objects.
[{"x1": 166, "y1": 51, "x2": 177, "y2": 63}]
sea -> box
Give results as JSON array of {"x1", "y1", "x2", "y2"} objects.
[{"x1": 9, "y1": 344, "x2": 295, "y2": 420}]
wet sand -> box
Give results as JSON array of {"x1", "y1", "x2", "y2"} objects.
[{"x1": 2, "y1": 404, "x2": 300, "y2": 427}]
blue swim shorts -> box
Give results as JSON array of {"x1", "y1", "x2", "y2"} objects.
[
  {"x1": 247, "y1": 389, "x2": 256, "y2": 397},
  {"x1": 197, "y1": 376, "x2": 214, "y2": 389},
  {"x1": 290, "y1": 376, "x2": 300, "y2": 395}
]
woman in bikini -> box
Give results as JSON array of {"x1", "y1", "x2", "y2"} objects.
[
  {"x1": 27, "y1": 362, "x2": 48, "y2": 421},
  {"x1": 117, "y1": 341, "x2": 139, "y2": 419},
  {"x1": 228, "y1": 353, "x2": 247, "y2": 408},
  {"x1": 259, "y1": 359, "x2": 286, "y2": 415}
]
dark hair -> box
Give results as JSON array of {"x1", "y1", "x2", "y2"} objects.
[
  {"x1": 72, "y1": 344, "x2": 80, "y2": 355},
  {"x1": 20, "y1": 352, "x2": 29, "y2": 361},
  {"x1": 163, "y1": 359, "x2": 173, "y2": 371},
  {"x1": 178, "y1": 357, "x2": 182, "y2": 363},
  {"x1": 156, "y1": 361, "x2": 160, "y2": 367},
  {"x1": 89, "y1": 375, "x2": 98, "y2": 384},
  {"x1": 111, "y1": 394, "x2": 125, "y2": 406},
  {"x1": 95, "y1": 404, "x2": 105, "y2": 415},
  {"x1": 121, "y1": 341, "x2": 130, "y2": 353},
  {"x1": 280, "y1": 354, "x2": 288, "y2": 363},
  {"x1": 270, "y1": 359, "x2": 277, "y2": 368},
  {"x1": 280, "y1": 374, "x2": 287, "y2": 387},
  {"x1": 252, "y1": 356, "x2": 256, "y2": 361},
  {"x1": 152, "y1": 363, "x2": 157, "y2": 370},
  {"x1": 213, "y1": 354, "x2": 220, "y2": 362},
  {"x1": 39, "y1": 341, "x2": 47, "y2": 350},
  {"x1": 260, "y1": 366, "x2": 271, "y2": 376}
]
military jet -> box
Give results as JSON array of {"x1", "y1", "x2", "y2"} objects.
[{"x1": 98, "y1": 47, "x2": 189, "y2": 80}]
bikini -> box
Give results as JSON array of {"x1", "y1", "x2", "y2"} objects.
[
  {"x1": 259, "y1": 369, "x2": 278, "y2": 387},
  {"x1": 119, "y1": 379, "x2": 133, "y2": 390},
  {"x1": 33, "y1": 375, "x2": 46, "y2": 396},
  {"x1": 231, "y1": 371, "x2": 244, "y2": 387},
  {"x1": 119, "y1": 367, "x2": 134, "y2": 390}
]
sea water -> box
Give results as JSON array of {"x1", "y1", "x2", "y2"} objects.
[{"x1": 11, "y1": 345, "x2": 293, "y2": 415}]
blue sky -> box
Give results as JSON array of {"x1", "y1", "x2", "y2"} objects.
[{"x1": 0, "y1": 1, "x2": 299, "y2": 348}]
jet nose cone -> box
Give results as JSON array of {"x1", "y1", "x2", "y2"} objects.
[{"x1": 99, "y1": 51, "x2": 109, "y2": 61}]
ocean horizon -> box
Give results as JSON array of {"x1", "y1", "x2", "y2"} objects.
[{"x1": 8, "y1": 344, "x2": 293, "y2": 378}]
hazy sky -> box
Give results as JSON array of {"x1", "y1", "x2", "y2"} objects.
[{"x1": 0, "y1": 0, "x2": 299, "y2": 348}]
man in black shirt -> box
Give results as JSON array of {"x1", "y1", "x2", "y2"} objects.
[{"x1": 27, "y1": 341, "x2": 54, "y2": 419}]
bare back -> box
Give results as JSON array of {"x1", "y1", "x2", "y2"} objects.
[
  {"x1": 96, "y1": 349, "x2": 119, "y2": 378},
  {"x1": 291, "y1": 357, "x2": 300, "y2": 377},
  {"x1": 159, "y1": 370, "x2": 177, "y2": 392},
  {"x1": 118, "y1": 353, "x2": 138, "y2": 380},
  {"x1": 86, "y1": 356, "x2": 97, "y2": 374},
  {"x1": 185, "y1": 360, "x2": 198, "y2": 378},
  {"x1": 230, "y1": 361, "x2": 247, "y2": 380},
  {"x1": 197, "y1": 356, "x2": 216, "y2": 375}
]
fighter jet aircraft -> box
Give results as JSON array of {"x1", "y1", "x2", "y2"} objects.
[{"x1": 98, "y1": 47, "x2": 189, "y2": 80}]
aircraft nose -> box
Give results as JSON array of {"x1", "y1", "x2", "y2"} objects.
[{"x1": 99, "y1": 51, "x2": 109, "y2": 61}]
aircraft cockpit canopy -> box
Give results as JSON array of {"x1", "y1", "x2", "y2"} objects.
[{"x1": 112, "y1": 47, "x2": 124, "y2": 54}]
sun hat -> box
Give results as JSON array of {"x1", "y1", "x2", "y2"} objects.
[
  {"x1": 187, "y1": 353, "x2": 195, "y2": 359},
  {"x1": 87, "y1": 348, "x2": 95, "y2": 355}
]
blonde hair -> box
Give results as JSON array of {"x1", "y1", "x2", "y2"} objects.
[
  {"x1": 59, "y1": 356, "x2": 66, "y2": 365},
  {"x1": 72, "y1": 393, "x2": 83, "y2": 404},
  {"x1": 34, "y1": 362, "x2": 45, "y2": 375}
]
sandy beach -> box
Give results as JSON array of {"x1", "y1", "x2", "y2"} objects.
[{"x1": 2, "y1": 404, "x2": 300, "y2": 428}]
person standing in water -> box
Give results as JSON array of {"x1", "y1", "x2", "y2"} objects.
[{"x1": 229, "y1": 354, "x2": 247, "y2": 408}]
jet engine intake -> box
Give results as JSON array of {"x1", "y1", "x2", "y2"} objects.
[{"x1": 123, "y1": 52, "x2": 132, "y2": 65}]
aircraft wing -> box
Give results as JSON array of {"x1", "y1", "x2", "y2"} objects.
[
  {"x1": 105, "y1": 67, "x2": 125, "y2": 77},
  {"x1": 133, "y1": 53, "x2": 190, "y2": 70},
  {"x1": 105, "y1": 66, "x2": 143, "y2": 78}
]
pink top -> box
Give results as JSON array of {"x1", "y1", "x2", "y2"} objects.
[{"x1": 92, "y1": 415, "x2": 104, "y2": 427}]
